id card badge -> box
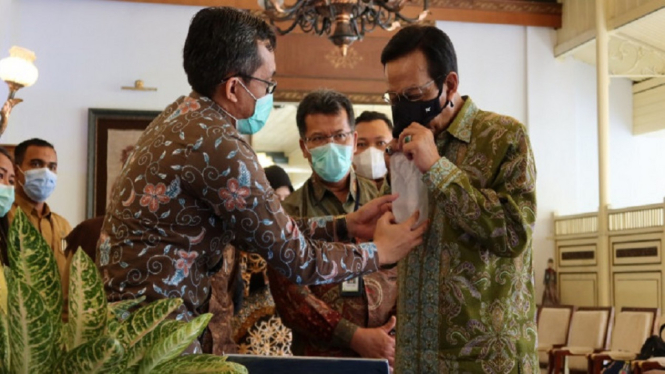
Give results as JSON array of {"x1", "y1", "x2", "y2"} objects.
[{"x1": 340, "y1": 276, "x2": 363, "y2": 297}]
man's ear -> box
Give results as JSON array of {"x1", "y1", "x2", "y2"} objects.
[
  {"x1": 299, "y1": 138, "x2": 310, "y2": 161},
  {"x1": 218, "y1": 77, "x2": 240, "y2": 104},
  {"x1": 443, "y1": 72, "x2": 459, "y2": 104}
]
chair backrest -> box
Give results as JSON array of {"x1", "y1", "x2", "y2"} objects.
[
  {"x1": 568, "y1": 306, "x2": 615, "y2": 350},
  {"x1": 538, "y1": 305, "x2": 576, "y2": 347},
  {"x1": 566, "y1": 306, "x2": 614, "y2": 371},
  {"x1": 610, "y1": 307, "x2": 661, "y2": 353}
]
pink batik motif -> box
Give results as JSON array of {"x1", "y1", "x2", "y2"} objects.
[
  {"x1": 140, "y1": 183, "x2": 171, "y2": 213},
  {"x1": 219, "y1": 178, "x2": 250, "y2": 211}
]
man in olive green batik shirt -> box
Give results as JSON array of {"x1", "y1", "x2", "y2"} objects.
[{"x1": 381, "y1": 26, "x2": 538, "y2": 373}]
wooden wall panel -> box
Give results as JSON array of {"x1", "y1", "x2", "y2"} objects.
[
  {"x1": 273, "y1": 34, "x2": 390, "y2": 104},
  {"x1": 114, "y1": 0, "x2": 562, "y2": 28},
  {"x1": 613, "y1": 272, "x2": 661, "y2": 309},
  {"x1": 560, "y1": 273, "x2": 598, "y2": 306}
]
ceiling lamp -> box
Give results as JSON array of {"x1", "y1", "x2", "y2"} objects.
[{"x1": 260, "y1": 0, "x2": 429, "y2": 56}]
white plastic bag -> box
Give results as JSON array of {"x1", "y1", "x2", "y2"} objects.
[{"x1": 390, "y1": 152, "x2": 428, "y2": 226}]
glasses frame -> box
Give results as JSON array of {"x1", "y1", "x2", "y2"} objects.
[
  {"x1": 304, "y1": 131, "x2": 354, "y2": 148},
  {"x1": 383, "y1": 79, "x2": 440, "y2": 105},
  {"x1": 222, "y1": 74, "x2": 278, "y2": 96}
]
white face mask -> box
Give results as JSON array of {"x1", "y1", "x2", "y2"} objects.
[{"x1": 353, "y1": 147, "x2": 388, "y2": 180}]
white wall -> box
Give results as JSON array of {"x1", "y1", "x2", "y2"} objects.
[
  {"x1": 1, "y1": 0, "x2": 201, "y2": 227},
  {"x1": 2, "y1": 0, "x2": 663, "y2": 302}
]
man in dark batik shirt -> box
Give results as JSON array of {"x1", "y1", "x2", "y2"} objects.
[{"x1": 96, "y1": 7, "x2": 427, "y2": 353}]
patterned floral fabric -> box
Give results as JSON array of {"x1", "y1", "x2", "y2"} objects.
[
  {"x1": 231, "y1": 285, "x2": 292, "y2": 356},
  {"x1": 97, "y1": 93, "x2": 381, "y2": 330},
  {"x1": 268, "y1": 171, "x2": 398, "y2": 357},
  {"x1": 395, "y1": 97, "x2": 538, "y2": 374}
]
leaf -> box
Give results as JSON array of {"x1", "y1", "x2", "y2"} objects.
[
  {"x1": 203, "y1": 152, "x2": 210, "y2": 164},
  {"x1": 114, "y1": 298, "x2": 182, "y2": 349},
  {"x1": 106, "y1": 319, "x2": 121, "y2": 338},
  {"x1": 193, "y1": 137, "x2": 203, "y2": 150},
  {"x1": 0, "y1": 309, "x2": 9, "y2": 373},
  {"x1": 66, "y1": 249, "x2": 108, "y2": 351},
  {"x1": 214, "y1": 137, "x2": 222, "y2": 149},
  {"x1": 108, "y1": 296, "x2": 146, "y2": 323},
  {"x1": 7, "y1": 209, "x2": 63, "y2": 345},
  {"x1": 137, "y1": 314, "x2": 212, "y2": 374},
  {"x1": 0, "y1": 265, "x2": 6, "y2": 316},
  {"x1": 53, "y1": 336, "x2": 124, "y2": 374},
  {"x1": 122, "y1": 320, "x2": 182, "y2": 370},
  {"x1": 151, "y1": 354, "x2": 248, "y2": 374},
  {"x1": 7, "y1": 272, "x2": 57, "y2": 374},
  {"x1": 237, "y1": 161, "x2": 250, "y2": 187}
]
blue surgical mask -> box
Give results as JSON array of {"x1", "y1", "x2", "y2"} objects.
[
  {"x1": 309, "y1": 143, "x2": 354, "y2": 183},
  {"x1": 21, "y1": 168, "x2": 57, "y2": 203},
  {"x1": 0, "y1": 185, "x2": 14, "y2": 217},
  {"x1": 236, "y1": 81, "x2": 273, "y2": 135}
]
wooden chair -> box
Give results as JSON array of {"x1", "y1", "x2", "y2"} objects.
[
  {"x1": 536, "y1": 305, "x2": 576, "y2": 371},
  {"x1": 634, "y1": 358, "x2": 665, "y2": 374},
  {"x1": 588, "y1": 307, "x2": 660, "y2": 374},
  {"x1": 549, "y1": 306, "x2": 614, "y2": 374},
  {"x1": 631, "y1": 315, "x2": 665, "y2": 374}
]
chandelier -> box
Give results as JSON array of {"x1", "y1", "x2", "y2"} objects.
[{"x1": 260, "y1": 0, "x2": 429, "y2": 56}]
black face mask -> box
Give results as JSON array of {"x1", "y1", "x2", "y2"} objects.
[{"x1": 391, "y1": 87, "x2": 446, "y2": 138}]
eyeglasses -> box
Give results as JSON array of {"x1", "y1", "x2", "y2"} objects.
[
  {"x1": 240, "y1": 74, "x2": 277, "y2": 95},
  {"x1": 222, "y1": 74, "x2": 278, "y2": 95},
  {"x1": 305, "y1": 131, "x2": 353, "y2": 148},
  {"x1": 383, "y1": 79, "x2": 438, "y2": 105}
]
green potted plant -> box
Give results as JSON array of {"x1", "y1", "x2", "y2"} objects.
[{"x1": 0, "y1": 209, "x2": 247, "y2": 374}]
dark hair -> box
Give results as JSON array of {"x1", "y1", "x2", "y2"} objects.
[
  {"x1": 264, "y1": 165, "x2": 293, "y2": 192},
  {"x1": 0, "y1": 146, "x2": 14, "y2": 164},
  {"x1": 0, "y1": 146, "x2": 11, "y2": 266},
  {"x1": 296, "y1": 89, "x2": 355, "y2": 137},
  {"x1": 14, "y1": 138, "x2": 55, "y2": 166},
  {"x1": 183, "y1": 7, "x2": 277, "y2": 98},
  {"x1": 381, "y1": 25, "x2": 458, "y2": 89},
  {"x1": 355, "y1": 111, "x2": 394, "y2": 131}
]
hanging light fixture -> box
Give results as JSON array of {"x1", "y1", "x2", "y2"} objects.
[
  {"x1": 0, "y1": 46, "x2": 39, "y2": 138},
  {"x1": 260, "y1": 0, "x2": 429, "y2": 56}
]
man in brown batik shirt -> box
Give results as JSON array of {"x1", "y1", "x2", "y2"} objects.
[{"x1": 96, "y1": 7, "x2": 427, "y2": 353}]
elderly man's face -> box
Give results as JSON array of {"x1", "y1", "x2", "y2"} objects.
[{"x1": 384, "y1": 50, "x2": 441, "y2": 107}]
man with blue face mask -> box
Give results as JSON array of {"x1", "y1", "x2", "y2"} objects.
[
  {"x1": 9, "y1": 138, "x2": 72, "y2": 320},
  {"x1": 268, "y1": 90, "x2": 399, "y2": 370},
  {"x1": 98, "y1": 7, "x2": 427, "y2": 355}
]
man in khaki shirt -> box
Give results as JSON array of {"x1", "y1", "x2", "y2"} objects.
[
  {"x1": 268, "y1": 90, "x2": 398, "y2": 368},
  {"x1": 9, "y1": 138, "x2": 72, "y2": 320}
]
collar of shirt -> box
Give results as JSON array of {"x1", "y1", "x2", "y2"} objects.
[
  {"x1": 188, "y1": 91, "x2": 235, "y2": 125},
  {"x1": 438, "y1": 95, "x2": 476, "y2": 144},
  {"x1": 14, "y1": 193, "x2": 52, "y2": 220},
  {"x1": 311, "y1": 168, "x2": 359, "y2": 206}
]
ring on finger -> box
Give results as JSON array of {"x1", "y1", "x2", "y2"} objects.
[{"x1": 404, "y1": 135, "x2": 412, "y2": 143}]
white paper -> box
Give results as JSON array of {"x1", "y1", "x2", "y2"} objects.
[{"x1": 390, "y1": 153, "x2": 428, "y2": 226}]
